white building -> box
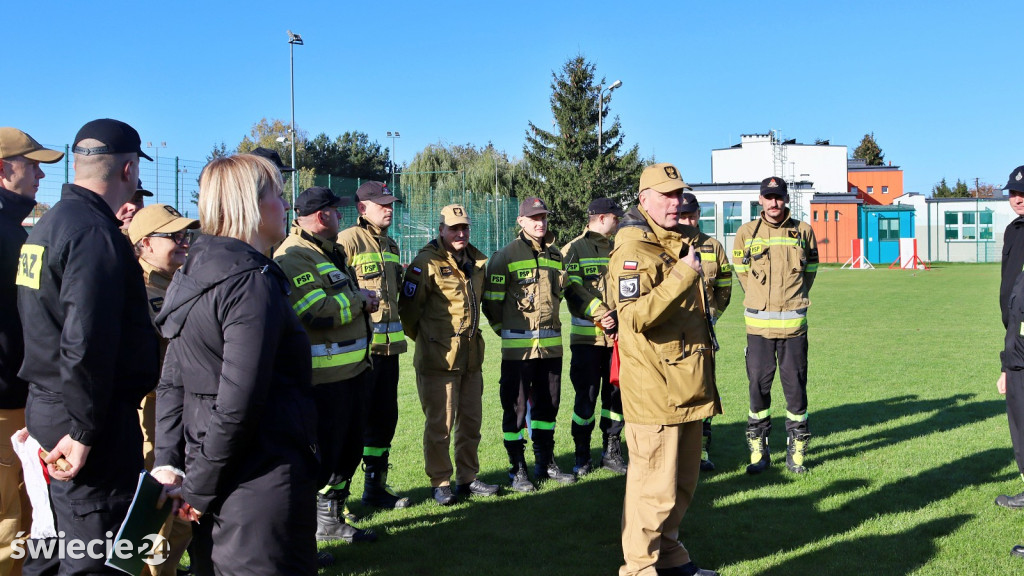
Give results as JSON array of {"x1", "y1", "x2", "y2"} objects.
[
  {"x1": 894, "y1": 193, "x2": 1013, "y2": 263},
  {"x1": 689, "y1": 181, "x2": 815, "y2": 250}
]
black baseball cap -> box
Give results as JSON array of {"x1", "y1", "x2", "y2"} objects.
[
  {"x1": 251, "y1": 147, "x2": 296, "y2": 173},
  {"x1": 136, "y1": 178, "x2": 154, "y2": 198},
  {"x1": 73, "y1": 119, "x2": 152, "y2": 160},
  {"x1": 356, "y1": 181, "x2": 401, "y2": 204},
  {"x1": 760, "y1": 176, "x2": 789, "y2": 198},
  {"x1": 295, "y1": 186, "x2": 343, "y2": 216},
  {"x1": 1004, "y1": 165, "x2": 1024, "y2": 195},
  {"x1": 678, "y1": 192, "x2": 699, "y2": 213},
  {"x1": 588, "y1": 197, "x2": 625, "y2": 217}
]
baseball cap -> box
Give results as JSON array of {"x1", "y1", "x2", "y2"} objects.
[
  {"x1": 356, "y1": 181, "x2": 401, "y2": 204},
  {"x1": 0, "y1": 128, "x2": 64, "y2": 163},
  {"x1": 72, "y1": 119, "x2": 152, "y2": 161},
  {"x1": 1004, "y1": 165, "x2": 1024, "y2": 195},
  {"x1": 760, "y1": 177, "x2": 789, "y2": 198},
  {"x1": 251, "y1": 147, "x2": 296, "y2": 173},
  {"x1": 128, "y1": 204, "x2": 199, "y2": 245},
  {"x1": 678, "y1": 192, "x2": 700, "y2": 213},
  {"x1": 588, "y1": 197, "x2": 625, "y2": 217},
  {"x1": 137, "y1": 179, "x2": 154, "y2": 198},
  {"x1": 295, "y1": 186, "x2": 342, "y2": 216},
  {"x1": 518, "y1": 197, "x2": 549, "y2": 217},
  {"x1": 639, "y1": 163, "x2": 691, "y2": 194},
  {"x1": 440, "y1": 204, "x2": 470, "y2": 226}
]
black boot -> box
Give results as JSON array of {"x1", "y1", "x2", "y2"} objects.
[
  {"x1": 362, "y1": 454, "x2": 411, "y2": 509},
  {"x1": 785, "y1": 431, "x2": 810, "y2": 474},
  {"x1": 601, "y1": 434, "x2": 628, "y2": 475},
  {"x1": 508, "y1": 460, "x2": 536, "y2": 493},
  {"x1": 746, "y1": 428, "x2": 770, "y2": 475},
  {"x1": 535, "y1": 451, "x2": 576, "y2": 484},
  {"x1": 573, "y1": 441, "x2": 593, "y2": 477},
  {"x1": 996, "y1": 490, "x2": 1024, "y2": 509},
  {"x1": 316, "y1": 493, "x2": 377, "y2": 543}
]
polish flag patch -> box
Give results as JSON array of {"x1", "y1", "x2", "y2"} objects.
[{"x1": 623, "y1": 261, "x2": 638, "y2": 270}]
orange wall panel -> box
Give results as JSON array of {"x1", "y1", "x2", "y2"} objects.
[
  {"x1": 809, "y1": 203, "x2": 860, "y2": 263},
  {"x1": 848, "y1": 169, "x2": 904, "y2": 205}
]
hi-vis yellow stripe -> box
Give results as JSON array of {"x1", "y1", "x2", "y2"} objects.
[
  {"x1": 744, "y1": 316, "x2": 807, "y2": 329},
  {"x1": 743, "y1": 237, "x2": 801, "y2": 248},
  {"x1": 15, "y1": 245, "x2": 44, "y2": 290},
  {"x1": 502, "y1": 337, "x2": 562, "y2": 349},
  {"x1": 507, "y1": 258, "x2": 562, "y2": 271},
  {"x1": 349, "y1": 252, "x2": 400, "y2": 265}
]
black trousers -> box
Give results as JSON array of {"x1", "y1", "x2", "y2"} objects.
[
  {"x1": 569, "y1": 345, "x2": 623, "y2": 453},
  {"x1": 746, "y1": 333, "x2": 809, "y2": 435},
  {"x1": 313, "y1": 373, "x2": 369, "y2": 494},
  {"x1": 499, "y1": 357, "x2": 562, "y2": 461},
  {"x1": 1006, "y1": 370, "x2": 1024, "y2": 477},
  {"x1": 26, "y1": 391, "x2": 142, "y2": 575},
  {"x1": 362, "y1": 354, "x2": 400, "y2": 458}
]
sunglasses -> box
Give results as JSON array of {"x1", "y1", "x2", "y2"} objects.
[{"x1": 148, "y1": 231, "x2": 190, "y2": 245}]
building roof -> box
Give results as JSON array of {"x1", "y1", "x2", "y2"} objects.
[
  {"x1": 690, "y1": 181, "x2": 814, "y2": 192},
  {"x1": 862, "y1": 204, "x2": 916, "y2": 212},
  {"x1": 810, "y1": 193, "x2": 862, "y2": 205},
  {"x1": 848, "y1": 158, "x2": 901, "y2": 171}
]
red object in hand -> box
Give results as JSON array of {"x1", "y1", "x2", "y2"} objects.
[{"x1": 610, "y1": 340, "x2": 621, "y2": 388}]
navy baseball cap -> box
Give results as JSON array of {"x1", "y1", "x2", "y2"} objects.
[
  {"x1": 587, "y1": 197, "x2": 625, "y2": 217},
  {"x1": 73, "y1": 119, "x2": 152, "y2": 160},
  {"x1": 295, "y1": 186, "x2": 343, "y2": 216},
  {"x1": 251, "y1": 147, "x2": 296, "y2": 173},
  {"x1": 356, "y1": 181, "x2": 401, "y2": 204},
  {"x1": 678, "y1": 192, "x2": 699, "y2": 213},
  {"x1": 1004, "y1": 165, "x2": 1024, "y2": 195},
  {"x1": 136, "y1": 179, "x2": 154, "y2": 198},
  {"x1": 760, "y1": 177, "x2": 789, "y2": 198}
]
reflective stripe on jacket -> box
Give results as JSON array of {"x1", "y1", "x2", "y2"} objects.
[{"x1": 562, "y1": 230, "x2": 613, "y2": 347}]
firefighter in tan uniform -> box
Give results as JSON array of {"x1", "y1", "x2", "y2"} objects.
[
  {"x1": 483, "y1": 196, "x2": 576, "y2": 492},
  {"x1": 399, "y1": 204, "x2": 500, "y2": 506},
  {"x1": 676, "y1": 192, "x2": 732, "y2": 472},
  {"x1": 732, "y1": 177, "x2": 818, "y2": 475},
  {"x1": 562, "y1": 197, "x2": 627, "y2": 476},
  {"x1": 337, "y1": 181, "x2": 411, "y2": 509},
  {"x1": 275, "y1": 187, "x2": 379, "y2": 543},
  {"x1": 610, "y1": 163, "x2": 720, "y2": 576},
  {"x1": 128, "y1": 205, "x2": 198, "y2": 576}
]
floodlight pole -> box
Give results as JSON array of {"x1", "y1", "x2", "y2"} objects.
[
  {"x1": 597, "y1": 80, "x2": 622, "y2": 152},
  {"x1": 288, "y1": 30, "x2": 304, "y2": 208},
  {"x1": 146, "y1": 141, "x2": 167, "y2": 201},
  {"x1": 387, "y1": 131, "x2": 401, "y2": 189}
]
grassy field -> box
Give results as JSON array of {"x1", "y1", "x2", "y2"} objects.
[{"x1": 316, "y1": 263, "x2": 1024, "y2": 576}]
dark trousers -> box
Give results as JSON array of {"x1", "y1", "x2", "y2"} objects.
[
  {"x1": 499, "y1": 357, "x2": 562, "y2": 461},
  {"x1": 362, "y1": 354, "x2": 400, "y2": 459},
  {"x1": 1007, "y1": 370, "x2": 1024, "y2": 477},
  {"x1": 26, "y1": 391, "x2": 143, "y2": 576},
  {"x1": 569, "y1": 345, "x2": 623, "y2": 454},
  {"x1": 746, "y1": 333, "x2": 809, "y2": 435},
  {"x1": 313, "y1": 373, "x2": 369, "y2": 494}
]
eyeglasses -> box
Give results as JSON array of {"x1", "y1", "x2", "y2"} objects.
[{"x1": 148, "y1": 231, "x2": 190, "y2": 245}]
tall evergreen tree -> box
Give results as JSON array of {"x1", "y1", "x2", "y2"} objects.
[
  {"x1": 853, "y1": 133, "x2": 885, "y2": 166},
  {"x1": 522, "y1": 56, "x2": 644, "y2": 243}
]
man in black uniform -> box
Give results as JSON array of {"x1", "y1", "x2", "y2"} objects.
[
  {"x1": 996, "y1": 165, "x2": 1024, "y2": 520},
  {"x1": 16, "y1": 119, "x2": 159, "y2": 574}
]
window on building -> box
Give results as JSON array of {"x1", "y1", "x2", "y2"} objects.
[
  {"x1": 882, "y1": 186, "x2": 889, "y2": 194},
  {"x1": 824, "y1": 211, "x2": 829, "y2": 222},
  {"x1": 879, "y1": 217, "x2": 900, "y2": 240},
  {"x1": 944, "y1": 211, "x2": 994, "y2": 241},
  {"x1": 835, "y1": 210, "x2": 840, "y2": 222},
  {"x1": 724, "y1": 201, "x2": 743, "y2": 235},
  {"x1": 749, "y1": 201, "x2": 762, "y2": 220},
  {"x1": 699, "y1": 204, "x2": 716, "y2": 236},
  {"x1": 813, "y1": 210, "x2": 818, "y2": 222},
  {"x1": 850, "y1": 185, "x2": 858, "y2": 194},
  {"x1": 867, "y1": 186, "x2": 874, "y2": 194}
]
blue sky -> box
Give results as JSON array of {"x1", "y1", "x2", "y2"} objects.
[{"x1": 6, "y1": 0, "x2": 1021, "y2": 198}]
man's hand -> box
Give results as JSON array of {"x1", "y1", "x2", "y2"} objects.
[
  {"x1": 998, "y1": 372, "x2": 1007, "y2": 395},
  {"x1": 681, "y1": 247, "x2": 701, "y2": 273},
  {"x1": 599, "y1": 310, "x2": 617, "y2": 332},
  {"x1": 46, "y1": 435, "x2": 91, "y2": 481},
  {"x1": 360, "y1": 289, "x2": 380, "y2": 313}
]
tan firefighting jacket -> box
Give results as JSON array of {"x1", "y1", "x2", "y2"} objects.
[
  {"x1": 482, "y1": 231, "x2": 566, "y2": 361},
  {"x1": 608, "y1": 206, "x2": 722, "y2": 425},
  {"x1": 678, "y1": 226, "x2": 732, "y2": 319},
  {"x1": 274, "y1": 227, "x2": 371, "y2": 384},
  {"x1": 337, "y1": 217, "x2": 408, "y2": 355},
  {"x1": 732, "y1": 209, "x2": 818, "y2": 338},
  {"x1": 398, "y1": 238, "x2": 487, "y2": 375},
  {"x1": 561, "y1": 230, "x2": 613, "y2": 347}
]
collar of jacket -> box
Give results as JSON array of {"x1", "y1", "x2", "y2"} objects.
[
  {"x1": 357, "y1": 216, "x2": 389, "y2": 238},
  {"x1": 295, "y1": 225, "x2": 340, "y2": 253},
  {"x1": 582, "y1": 229, "x2": 612, "y2": 250},
  {"x1": 619, "y1": 204, "x2": 685, "y2": 248},
  {"x1": 0, "y1": 185, "x2": 37, "y2": 225},
  {"x1": 139, "y1": 257, "x2": 173, "y2": 292},
  {"x1": 518, "y1": 230, "x2": 554, "y2": 252},
  {"x1": 428, "y1": 236, "x2": 487, "y2": 273},
  {"x1": 759, "y1": 208, "x2": 793, "y2": 229},
  {"x1": 61, "y1": 183, "x2": 121, "y2": 226}
]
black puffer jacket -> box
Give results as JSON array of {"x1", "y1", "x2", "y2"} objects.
[{"x1": 154, "y1": 234, "x2": 318, "y2": 514}]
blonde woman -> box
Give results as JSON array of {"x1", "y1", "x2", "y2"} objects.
[{"x1": 153, "y1": 154, "x2": 318, "y2": 576}]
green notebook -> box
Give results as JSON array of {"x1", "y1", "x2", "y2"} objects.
[{"x1": 105, "y1": 471, "x2": 174, "y2": 575}]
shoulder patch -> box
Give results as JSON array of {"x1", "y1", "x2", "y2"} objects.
[
  {"x1": 658, "y1": 252, "x2": 676, "y2": 265},
  {"x1": 789, "y1": 230, "x2": 799, "y2": 239},
  {"x1": 619, "y1": 275, "x2": 640, "y2": 300},
  {"x1": 293, "y1": 271, "x2": 315, "y2": 288},
  {"x1": 410, "y1": 265, "x2": 423, "y2": 275},
  {"x1": 327, "y1": 270, "x2": 345, "y2": 285},
  {"x1": 699, "y1": 245, "x2": 713, "y2": 253},
  {"x1": 149, "y1": 296, "x2": 164, "y2": 314},
  {"x1": 623, "y1": 261, "x2": 638, "y2": 271},
  {"x1": 402, "y1": 280, "x2": 418, "y2": 297},
  {"x1": 440, "y1": 266, "x2": 453, "y2": 276},
  {"x1": 15, "y1": 244, "x2": 44, "y2": 290}
]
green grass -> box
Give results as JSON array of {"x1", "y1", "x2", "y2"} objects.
[{"x1": 315, "y1": 263, "x2": 1024, "y2": 575}]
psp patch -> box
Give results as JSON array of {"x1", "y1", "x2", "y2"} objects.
[
  {"x1": 403, "y1": 280, "x2": 418, "y2": 297},
  {"x1": 619, "y1": 275, "x2": 640, "y2": 300},
  {"x1": 490, "y1": 274, "x2": 506, "y2": 284}
]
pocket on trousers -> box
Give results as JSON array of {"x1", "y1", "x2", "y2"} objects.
[{"x1": 69, "y1": 497, "x2": 113, "y2": 522}]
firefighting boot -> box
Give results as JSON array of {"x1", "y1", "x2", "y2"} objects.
[
  {"x1": 785, "y1": 431, "x2": 811, "y2": 474},
  {"x1": 535, "y1": 451, "x2": 576, "y2": 484},
  {"x1": 601, "y1": 434, "x2": 628, "y2": 475},
  {"x1": 362, "y1": 454, "x2": 411, "y2": 509},
  {"x1": 573, "y1": 440, "x2": 593, "y2": 477},
  {"x1": 745, "y1": 429, "x2": 771, "y2": 475},
  {"x1": 316, "y1": 492, "x2": 377, "y2": 543},
  {"x1": 700, "y1": 420, "x2": 715, "y2": 472},
  {"x1": 508, "y1": 460, "x2": 536, "y2": 493}
]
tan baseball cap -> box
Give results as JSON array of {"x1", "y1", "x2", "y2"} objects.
[
  {"x1": 128, "y1": 204, "x2": 199, "y2": 245},
  {"x1": 639, "y1": 163, "x2": 691, "y2": 194},
  {"x1": 440, "y1": 204, "x2": 470, "y2": 226},
  {"x1": 0, "y1": 128, "x2": 64, "y2": 163}
]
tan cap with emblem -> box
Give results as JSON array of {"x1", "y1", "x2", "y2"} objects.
[
  {"x1": 440, "y1": 204, "x2": 470, "y2": 226},
  {"x1": 128, "y1": 204, "x2": 200, "y2": 245},
  {"x1": 639, "y1": 163, "x2": 691, "y2": 194}
]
